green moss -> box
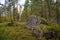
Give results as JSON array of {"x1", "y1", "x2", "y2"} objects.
[
  {"x1": 0, "y1": 22, "x2": 60, "y2": 40},
  {"x1": 0, "y1": 22, "x2": 36, "y2": 40}
]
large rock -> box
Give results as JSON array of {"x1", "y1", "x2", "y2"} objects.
[{"x1": 25, "y1": 15, "x2": 41, "y2": 29}]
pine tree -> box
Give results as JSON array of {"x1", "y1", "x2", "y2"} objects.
[{"x1": 21, "y1": 0, "x2": 29, "y2": 21}]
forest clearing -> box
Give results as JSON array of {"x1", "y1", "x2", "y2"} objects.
[{"x1": 0, "y1": 0, "x2": 60, "y2": 40}]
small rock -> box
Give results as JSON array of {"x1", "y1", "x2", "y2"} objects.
[{"x1": 43, "y1": 29, "x2": 57, "y2": 40}]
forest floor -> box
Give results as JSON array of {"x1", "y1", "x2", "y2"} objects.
[
  {"x1": 0, "y1": 22, "x2": 37, "y2": 40},
  {"x1": 0, "y1": 22, "x2": 60, "y2": 40}
]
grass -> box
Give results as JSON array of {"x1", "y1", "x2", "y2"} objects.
[
  {"x1": 0, "y1": 22, "x2": 36, "y2": 40},
  {"x1": 0, "y1": 22, "x2": 60, "y2": 40}
]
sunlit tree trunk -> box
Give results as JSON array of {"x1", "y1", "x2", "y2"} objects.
[{"x1": 0, "y1": 7, "x2": 2, "y2": 22}]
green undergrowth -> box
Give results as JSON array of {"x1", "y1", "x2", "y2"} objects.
[
  {"x1": 0, "y1": 22, "x2": 36, "y2": 40},
  {"x1": 0, "y1": 22, "x2": 60, "y2": 40}
]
